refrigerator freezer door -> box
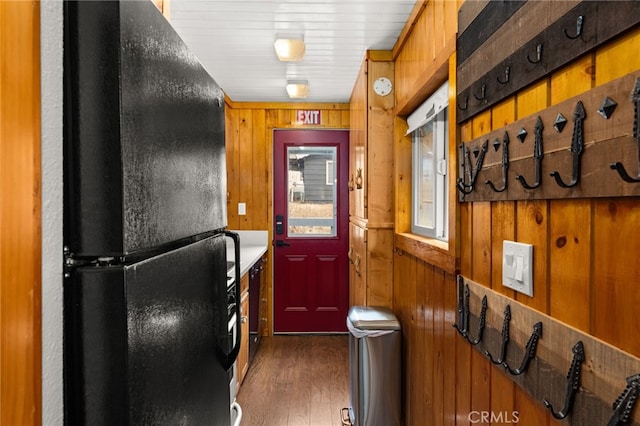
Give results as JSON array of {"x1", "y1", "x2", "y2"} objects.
[
  {"x1": 64, "y1": 235, "x2": 230, "y2": 425},
  {"x1": 64, "y1": 0, "x2": 227, "y2": 257}
]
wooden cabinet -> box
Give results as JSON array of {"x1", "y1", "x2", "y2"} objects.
[
  {"x1": 348, "y1": 51, "x2": 395, "y2": 307},
  {"x1": 240, "y1": 269, "x2": 249, "y2": 295},
  {"x1": 349, "y1": 223, "x2": 366, "y2": 305},
  {"x1": 237, "y1": 255, "x2": 267, "y2": 387},
  {"x1": 237, "y1": 273, "x2": 249, "y2": 385},
  {"x1": 348, "y1": 222, "x2": 394, "y2": 307},
  {"x1": 258, "y1": 254, "x2": 268, "y2": 337}
]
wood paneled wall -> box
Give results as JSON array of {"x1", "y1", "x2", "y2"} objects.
[
  {"x1": 394, "y1": 0, "x2": 459, "y2": 116},
  {"x1": 394, "y1": 252, "x2": 458, "y2": 425},
  {"x1": 0, "y1": 2, "x2": 42, "y2": 424},
  {"x1": 151, "y1": 0, "x2": 171, "y2": 20},
  {"x1": 391, "y1": 2, "x2": 461, "y2": 424},
  {"x1": 393, "y1": 1, "x2": 640, "y2": 425},
  {"x1": 224, "y1": 101, "x2": 349, "y2": 335}
]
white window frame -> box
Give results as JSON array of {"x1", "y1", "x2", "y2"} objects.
[
  {"x1": 325, "y1": 160, "x2": 334, "y2": 185},
  {"x1": 408, "y1": 82, "x2": 449, "y2": 241}
]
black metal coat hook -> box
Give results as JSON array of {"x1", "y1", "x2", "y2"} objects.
[
  {"x1": 485, "y1": 304, "x2": 511, "y2": 364},
  {"x1": 497, "y1": 66, "x2": 511, "y2": 85},
  {"x1": 457, "y1": 144, "x2": 472, "y2": 192},
  {"x1": 550, "y1": 101, "x2": 586, "y2": 188},
  {"x1": 457, "y1": 140, "x2": 489, "y2": 195},
  {"x1": 611, "y1": 77, "x2": 640, "y2": 183},
  {"x1": 608, "y1": 373, "x2": 640, "y2": 426},
  {"x1": 516, "y1": 116, "x2": 544, "y2": 190},
  {"x1": 527, "y1": 44, "x2": 543, "y2": 64},
  {"x1": 564, "y1": 15, "x2": 584, "y2": 40},
  {"x1": 458, "y1": 96, "x2": 469, "y2": 111},
  {"x1": 503, "y1": 321, "x2": 542, "y2": 375},
  {"x1": 452, "y1": 279, "x2": 470, "y2": 337},
  {"x1": 466, "y1": 295, "x2": 487, "y2": 345},
  {"x1": 457, "y1": 179, "x2": 473, "y2": 195},
  {"x1": 543, "y1": 341, "x2": 585, "y2": 420},
  {"x1": 486, "y1": 132, "x2": 510, "y2": 192},
  {"x1": 474, "y1": 84, "x2": 487, "y2": 101},
  {"x1": 610, "y1": 162, "x2": 640, "y2": 183},
  {"x1": 472, "y1": 140, "x2": 489, "y2": 189}
]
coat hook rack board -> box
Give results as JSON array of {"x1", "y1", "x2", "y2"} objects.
[
  {"x1": 458, "y1": 71, "x2": 640, "y2": 202},
  {"x1": 457, "y1": 275, "x2": 640, "y2": 425}
]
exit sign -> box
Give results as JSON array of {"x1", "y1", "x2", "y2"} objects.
[{"x1": 295, "y1": 110, "x2": 321, "y2": 125}]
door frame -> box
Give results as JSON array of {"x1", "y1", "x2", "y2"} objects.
[
  {"x1": 1, "y1": 2, "x2": 43, "y2": 424},
  {"x1": 272, "y1": 129, "x2": 350, "y2": 333}
]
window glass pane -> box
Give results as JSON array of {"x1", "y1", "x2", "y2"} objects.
[
  {"x1": 287, "y1": 146, "x2": 337, "y2": 236},
  {"x1": 410, "y1": 81, "x2": 448, "y2": 241},
  {"x1": 416, "y1": 122, "x2": 435, "y2": 229}
]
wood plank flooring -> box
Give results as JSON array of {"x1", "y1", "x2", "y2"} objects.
[{"x1": 236, "y1": 335, "x2": 350, "y2": 426}]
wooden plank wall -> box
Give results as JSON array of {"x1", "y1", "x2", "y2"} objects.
[
  {"x1": 225, "y1": 102, "x2": 349, "y2": 335},
  {"x1": 392, "y1": 1, "x2": 640, "y2": 425},
  {"x1": 391, "y1": 1, "x2": 460, "y2": 425},
  {"x1": 151, "y1": 0, "x2": 171, "y2": 20},
  {"x1": 460, "y1": 25, "x2": 640, "y2": 426},
  {"x1": 394, "y1": 0, "x2": 458, "y2": 116},
  {"x1": 0, "y1": 2, "x2": 42, "y2": 424}
]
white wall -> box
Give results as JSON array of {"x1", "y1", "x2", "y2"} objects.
[{"x1": 41, "y1": 1, "x2": 64, "y2": 424}]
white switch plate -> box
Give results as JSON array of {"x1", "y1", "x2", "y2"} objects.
[
  {"x1": 238, "y1": 203, "x2": 246, "y2": 215},
  {"x1": 502, "y1": 240, "x2": 533, "y2": 296}
]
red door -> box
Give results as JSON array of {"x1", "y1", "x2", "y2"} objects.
[{"x1": 273, "y1": 129, "x2": 349, "y2": 333}]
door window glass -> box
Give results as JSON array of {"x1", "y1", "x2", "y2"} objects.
[{"x1": 287, "y1": 146, "x2": 337, "y2": 237}]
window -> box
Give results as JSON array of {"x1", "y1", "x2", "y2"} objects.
[
  {"x1": 286, "y1": 146, "x2": 337, "y2": 237},
  {"x1": 408, "y1": 82, "x2": 449, "y2": 241}
]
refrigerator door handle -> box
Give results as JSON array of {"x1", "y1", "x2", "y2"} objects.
[
  {"x1": 231, "y1": 401, "x2": 243, "y2": 426},
  {"x1": 218, "y1": 231, "x2": 242, "y2": 370}
]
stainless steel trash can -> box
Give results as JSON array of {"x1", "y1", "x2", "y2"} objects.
[{"x1": 347, "y1": 306, "x2": 401, "y2": 426}]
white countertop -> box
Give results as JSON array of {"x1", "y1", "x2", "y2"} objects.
[{"x1": 226, "y1": 230, "x2": 268, "y2": 277}]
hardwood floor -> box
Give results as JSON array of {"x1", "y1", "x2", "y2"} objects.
[{"x1": 236, "y1": 335, "x2": 350, "y2": 426}]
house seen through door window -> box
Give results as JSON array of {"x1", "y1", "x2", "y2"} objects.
[{"x1": 287, "y1": 146, "x2": 337, "y2": 237}]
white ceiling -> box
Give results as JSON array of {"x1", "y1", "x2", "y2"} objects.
[{"x1": 169, "y1": 0, "x2": 416, "y2": 103}]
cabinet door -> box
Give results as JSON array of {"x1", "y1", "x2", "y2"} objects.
[
  {"x1": 238, "y1": 291, "x2": 249, "y2": 385},
  {"x1": 240, "y1": 271, "x2": 249, "y2": 295},
  {"x1": 348, "y1": 225, "x2": 357, "y2": 305},
  {"x1": 349, "y1": 58, "x2": 394, "y2": 223},
  {"x1": 366, "y1": 228, "x2": 394, "y2": 307},
  {"x1": 349, "y1": 61, "x2": 367, "y2": 219},
  {"x1": 365, "y1": 60, "x2": 395, "y2": 225},
  {"x1": 349, "y1": 223, "x2": 367, "y2": 306},
  {"x1": 258, "y1": 255, "x2": 268, "y2": 337}
]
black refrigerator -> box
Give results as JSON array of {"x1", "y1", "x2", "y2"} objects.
[{"x1": 62, "y1": 1, "x2": 241, "y2": 425}]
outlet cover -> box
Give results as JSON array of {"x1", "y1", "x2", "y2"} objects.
[
  {"x1": 238, "y1": 202, "x2": 246, "y2": 215},
  {"x1": 502, "y1": 240, "x2": 533, "y2": 296}
]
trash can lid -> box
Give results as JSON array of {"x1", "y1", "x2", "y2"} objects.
[{"x1": 347, "y1": 306, "x2": 400, "y2": 330}]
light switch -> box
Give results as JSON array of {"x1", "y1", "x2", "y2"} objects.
[
  {"x1": 504, "y1": 253, "x2": 514, "y2": 278},
  {"x1": 515, "y1": 256, "x2": 524, "y2": 282},
  {"x1": 502, "y1": 240, "x2": 533, "y2": 296},
  {"x1": 238, "y1": 203, "x2": 246, "y2": 215}
]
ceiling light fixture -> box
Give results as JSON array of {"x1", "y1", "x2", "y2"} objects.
[
  {"x1": 286, "y1": 80, "x2": 309, "y2": 99},
  {"x1": 274, "y1": 35, "x2": 305, "y2": 61}
]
